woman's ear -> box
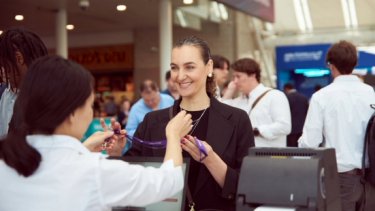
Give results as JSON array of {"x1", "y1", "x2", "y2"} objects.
[
  {"x1": 67, "y1": 112, "x2": 76, "y2": 125},
  {"x1": 206, "y1": 59, "x2": 213, "y2": 72}
]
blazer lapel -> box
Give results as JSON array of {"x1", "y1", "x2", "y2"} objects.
[{"x1": 193, "y1": 97, "x2": 235, "y2": 195}]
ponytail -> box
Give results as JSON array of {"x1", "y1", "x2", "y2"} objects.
[{"x1": 0, "y1": 125, "x2": 41, "y2": 177}]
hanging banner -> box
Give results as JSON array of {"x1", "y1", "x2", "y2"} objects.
[{"x1": 216, "y1": 0, "x2": 274, "y2": 22}]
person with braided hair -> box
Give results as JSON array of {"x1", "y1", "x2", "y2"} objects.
[{"x1": 0, "y1": 27, "x2": 48, "y2": 137}]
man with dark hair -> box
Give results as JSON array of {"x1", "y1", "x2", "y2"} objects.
[
  {"x1": 211, "y1": 55, "x2": 230, "y2": 97},
  {"x1": 222, "y1": 58, "x2": 291, "y2": 147},
  {"x1": 283, "y1": 83, "x2": 309, "y2": 147},
  {"x1": 161, "y1": 70, "x2": 179, "y2": 99},
  {"x1": 299, "y1": 40, "x2": 375, "y2": 211},
  {"x1": 125, "y1": 79, "x2": 174, "y2": 137}
]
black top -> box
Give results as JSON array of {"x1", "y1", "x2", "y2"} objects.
[
  {"x1": 126, "y1": 97, "x2": 254, "y2": 211},
  {"x1": 183, "y1": 108, "x2": 209, "y2": 195}
]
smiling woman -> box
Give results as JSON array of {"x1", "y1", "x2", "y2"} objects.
[{"x1": 126, "y1": 36, "x2": 255, "y2": 211}]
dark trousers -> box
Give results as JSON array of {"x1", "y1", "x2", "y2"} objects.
[
  {"x1": 338, "y1": 173, "x2": 364, "y2": 211},
  {"x1": 287, "y1": 133, "x2": 302, "y2": 147}
]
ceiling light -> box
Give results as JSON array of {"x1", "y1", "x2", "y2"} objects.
[
  {"x1": 0, "y1": 30, "x2": 3, "y2": 35},
  {"x1": 117, "y1": 5, "x2": 127, "y2": 11},
  {"x1": 293, "y1": 0, "x2": 313, "y2": 32},
  {"x1": 176, "y1": 9, "x2": 187, "y2": 27},
  {"x1": 183, "y1": 0, "x2": 193, "y2": 5},
  {"x1": 265, "y1": 22, "x2": 274, "y2": 31},
  {"x1": 341, "y1": 0, "x2": 358, "y2": 29},
  {"x1": 15, "y1": 15, "x2": 24, "y2": 21},
  {"x1": 218, "y1": 3, "x2": 228, "y2": 20},
  {"x1": 211, "y1": 1, "x2": 220, "y2": 18},
  {"x1": 301, "y1": 0, "x2": 313, "y2": 32},
  {"x1": 66, "y1": 24, "x2": 75, "y2": 30}
]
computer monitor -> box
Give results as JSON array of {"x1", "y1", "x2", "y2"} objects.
[
  {"x1": 236, "y1": 147, "x2": 341, "y2": 211},
  {"x1": 109, "y1": 156, "x2": 190, "y2": 211}
]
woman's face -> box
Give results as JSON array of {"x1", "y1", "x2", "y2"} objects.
[
  {"x1": 71, "y1": 92, "x2": 94, "y2": 139},
  {"x1": 170, "y1": 45, "x2": 211, "y2": 98},
  {"x1": 213, "y1": 62, "x2": 229, "y2": 87}
]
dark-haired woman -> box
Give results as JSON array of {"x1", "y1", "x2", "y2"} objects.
[
  {"x1": 127, "y1": 36, "x2": 255, "y2": 210},
  {"x1": 0, "y1": 27, "x2": 48, "y2": 136},
  {"x1": 0, "y1": 56, "x2": 192, "y2": 211}
]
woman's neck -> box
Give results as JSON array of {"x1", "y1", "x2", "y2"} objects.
[{"x1": 180, "y1": 92, "x2": 210, "y2": 111}]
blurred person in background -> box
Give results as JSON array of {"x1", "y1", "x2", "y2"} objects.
[
  {"x1": 222, "y1": 58, "x2": 291, "y2": 147},
  {"x1": 104, "y1": 95, "x2": 118, "y2": 117},
  {"x1": 298, "y1": 41, "x2": 375, "y2": 211},
  {"x1": 211, "y1": 55, "x2": 230, "y2": 98},
  {"x1": 0, "y1": 27, "x2": 48, "y2": 137},
  {"x1": 117, "y1": 98, "x2": 131, "y2": 128},
  {"x1": 283, "y1": 83, "x2": 309, "y2": 147},
  {"x1": 161, "y1": 70, "x2": 180, "y2": 100},
  {"x1": 125, "y1": 79, "x2": 174, "y2": 137}
]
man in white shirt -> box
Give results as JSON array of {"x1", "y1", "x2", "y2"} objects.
[
  {"x1": 298, "y1": 41, "x2": 375, "y2": 211},
  {"x1": 222, "y1": 58, "x2": 291, "y2": 147}
]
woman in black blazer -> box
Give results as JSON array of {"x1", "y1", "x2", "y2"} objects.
[{"x1": 126, "y1": 36, "x2": 254, "y2": 211}]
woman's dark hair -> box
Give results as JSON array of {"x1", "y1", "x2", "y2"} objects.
[
  {"x1": 173, "y1": 36, "x2": 216, "y2": 97},
  {"x1": 0, "y1": 27, "x2": 48, "y2": 91},
  {"x1": 211, "y1": 55, "x2": 230, "y2": 70},
  {"x1": 231, "y1": 58, "x2": 261, "y2": 82},
  {"x1": 326, "y1": 40, "x2": 357, "y2": 74},
  {"x1": 0, "y1": 55, "x2": 94, "y2": 177}
]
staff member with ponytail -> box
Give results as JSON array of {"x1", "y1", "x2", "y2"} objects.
[{"x1": 0, "y1": 55, "x2": 192, "y2": 211}]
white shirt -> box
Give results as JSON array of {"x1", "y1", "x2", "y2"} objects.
[
  {"x1": 298, "y1": 75, "x2": 375, "y2": 172},
  {"x1": 0, "y1": 88, "x2": 17, "y2": 137},
  {"x1": 0, "y1": 135, "x2": 183, "y2": 211},
  {"x1": 222, "y1": 84, "x2": 291, "y2": 147}
]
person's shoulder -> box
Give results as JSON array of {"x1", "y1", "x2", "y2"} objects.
[
  {"x1": 144, "y1": 106, "x2": 171, "y2": 120},
  {"x1": 266, "y1": 88, "x2": 288, "y2": 100},
  {"x1": 212, "y1": 98, "x2": 249, "y2": 117},
  {"x1": 129, "y1": 99, "x2": 144, "y2": 109},
  {"x1": 160, "y1": 93, "x2": 174, "y2": 101}
]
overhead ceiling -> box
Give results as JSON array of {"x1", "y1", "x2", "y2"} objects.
[
  {"x1": 0, "y1": 0, "x2": 160, "y2": 36},
  {"x1": 1, "y1": 0, "x2": 375, "y2": 43}
]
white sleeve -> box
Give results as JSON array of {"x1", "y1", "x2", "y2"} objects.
[
  {"x1": 258, "y1": 92, "x2": 291, "y2": 140},
  {"x1": 98, "y1": 158, "x2": 183, "y2": 208},
  {"x1": 298, "y1": 95, "x2": 324, "y2": 147}
]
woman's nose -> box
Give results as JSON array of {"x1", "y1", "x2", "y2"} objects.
[{"x1": 177, "y1": 70, "x2": 186, "y2": 80}]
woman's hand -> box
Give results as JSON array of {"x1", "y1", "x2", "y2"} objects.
[
  {"x1": 181, "y1": 135, "x2": 227, "y2": 188},
  {"x1": 180, "y1": 135, "x2": 213, "y2": 163},
  {"x1": 83, "y1": 131, "x2": 116, "y2": 152},
  {"x1": 164, "y1": 110, "x2": 192, "y2": 166},
  {"x1": 100, "y1": 118, "x2": 126, "y2": 156},
  {"x1": 166, "y1": 110, "x2": 192, "y2": 141}
]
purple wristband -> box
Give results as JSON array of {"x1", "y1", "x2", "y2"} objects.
[{"x1": 194, "y1": 137, "x2": 208, "y2": 162}]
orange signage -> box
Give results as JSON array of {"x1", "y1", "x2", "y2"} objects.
[{"x1": 69, "y1": 44, "x2": 134, "y2": 71}]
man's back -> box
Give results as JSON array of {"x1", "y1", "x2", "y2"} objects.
[{"x1": 299, "y1": 75, "x2": 375, "y2": 172}]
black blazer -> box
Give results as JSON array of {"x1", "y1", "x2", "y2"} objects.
[{"x1": 126, "y1": 97, "x2": 254, "y2": 210}]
